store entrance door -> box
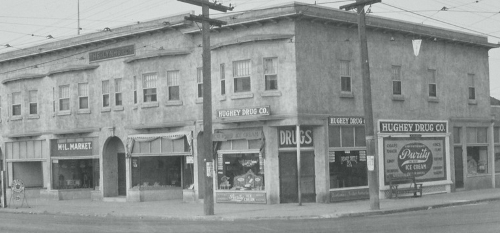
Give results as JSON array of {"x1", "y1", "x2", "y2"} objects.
[
  {"x1": 454, "y1": 147, "x2": 464, "y2": 189},
  {"x1": 118, "y1": 153, "x2": 126, "y2": 196},
  {"x1": 279, "y1": 152, "x2": 316, "y2": 203}
]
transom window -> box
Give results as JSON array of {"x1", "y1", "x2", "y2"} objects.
[
  {"x1": 59, "y1": 85, "x2": 70, "y2": 111},
  {"x1": 12, "y1": 92, "x2": 21, "y2": 116},
  {"x1": 102, "y1": 80, "x2": 110, "y2": 107},
  {"x1": 115, "y1": 78, "x2": 122, "y2": 106},
  {"x1": 392, "y1": 66, "x2": 402, "y2": 95},
  {"x1": 428, "y1": 69, "x2": 437, "y2": 97},
  {"x1": 264, "y1": 57, "x2": 278, "y2": 90},
  {"x1": 78, "y1": 83, "x2": 89, "y2": 109},
  {"x1": 167, "y1": 71, "x2": 180, "y2": 101},
  {"x1": 29, "y1": 90, "x2": 38, "y2": 115},
  {"x1": 143, "y1": 73, "x2": 157, "y2": 102},
  {"x1": 233, "y1": 60, "x2": 251, "y2": 93},
  {"x1": 197, "y1": 68, "x2": 203, "y2": 98},
  {"x1": 340, "y1": 60, "x2": 351, "y2": 92}
]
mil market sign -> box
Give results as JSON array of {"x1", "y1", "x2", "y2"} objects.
[
  {"x1": 379, "y1": 121, "x2": 447, "y2": 134},
  {"x1": 216, "y1": 106, "x2": 270, "y2": 118},
  {"x1": 89, "y1": 45, "x2": 135, "y2": 62},
  {"x1": 51, "y1": 140, "x2": 93, "y2": 157}
]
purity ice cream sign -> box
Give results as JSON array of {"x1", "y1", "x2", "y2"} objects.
[{"x1": 383, "y1": 137, "x2": 446, "y2": 183}]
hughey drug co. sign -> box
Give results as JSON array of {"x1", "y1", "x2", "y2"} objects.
[{"x1": 380, "y1": 121, "x2": 448, "y2": 184}]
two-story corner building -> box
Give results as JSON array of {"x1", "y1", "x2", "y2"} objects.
[{"x1": 0, "y1": 2, "x2": 498, "y2": 205}]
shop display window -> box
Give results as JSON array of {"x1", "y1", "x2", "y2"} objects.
[
  {"x1": 467, "y1": 146, "x2": 488, "y2": 175},
  {"x1": 13, "y1": 162, "x2": 43, "y2": 188},
  {"x1": 216, "y1": 153, "x2": 264, "y2": 191},
  {"x1": 52, "y1": 159, "x2": 99, "y2": 189},
  {"x1": 131, "y1": 156, "x2": 186, "y2": 190},
  {"x1": 329, "y1": 125, "x2": 366, "y2": 148},
  {"x1": 329, "y1": 151, "x2": 367, "y2": 189}
]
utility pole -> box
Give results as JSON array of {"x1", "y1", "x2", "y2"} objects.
[
  {"x1": 340, "y1": 0, "x2": 381, "y2": 210},
  {"x1": 178, "y1": 0, "x2": 233, "y2": 216},
  {"x1": 77, "y1": 0, "x2": 80, "y2": 35}
]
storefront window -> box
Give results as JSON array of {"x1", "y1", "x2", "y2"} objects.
[
  {"x1": 217, "y1": 153, "x2": 264, "y2": 191},
  {"x1": 495, "y1": 147, "x2": 500, "y2": 174},
  {"x1": 131, "y1": 156, "x2": 183, "y2": 190},
  {"x1": 52, "y1": 159, "x2": 99, "y2": 189},
  {"x1": 467, "y1": 146, "x2": 488, "y2": 175},
  {"x1": 13, "y1": 162, "x2": 43, "y2": 188},
  {"x1": 329, "y1": 125, "x2": 366, "y2": 148},
  {"x1": 329, "y1": 151, "x2": 367, "y2": 188}
]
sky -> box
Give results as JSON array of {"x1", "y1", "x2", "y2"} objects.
[{"x1": 1, "y1": 0, "x2": 499, "y2": 98}]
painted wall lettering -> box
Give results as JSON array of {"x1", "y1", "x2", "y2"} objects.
[{"x1": 279, "y1": 127, "x2": 314, "y2": 147}]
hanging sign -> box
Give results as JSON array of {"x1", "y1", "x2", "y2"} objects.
[
  {"x1": 206, "y1": 162, "x2": 213, "y2": 177},
  {"x1": 367, "y1": 155, "x2": 375, "y2": 171},
  {"x1": 278, "y1": 127, "x2": 314, "y2": 148},
  {"x1": 89, "y1": 45, "x2": 135, "y2": 62}
]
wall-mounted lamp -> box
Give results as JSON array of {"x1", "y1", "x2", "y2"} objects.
[{"x1": 390, "y1": 37, "x2": 395, "y2": 41}]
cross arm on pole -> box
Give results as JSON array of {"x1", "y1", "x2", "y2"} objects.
[
  {"x1": 339, "y1": 0, "x2": 381, "y2": 11},
  {"x1": 178, "y1": 0, "x2": 234, "y2": 12},
  {"x1": 185, "y1": 15, "x2": 227, "y2": 27}
]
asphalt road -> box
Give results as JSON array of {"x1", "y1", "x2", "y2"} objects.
[{"x1": 0, "y1": 201, "x2": 499, "y2": 233}]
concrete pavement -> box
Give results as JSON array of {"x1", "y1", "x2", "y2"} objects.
[{"x1": 1, "y1": 188, "x2": 499, "y2": 221}]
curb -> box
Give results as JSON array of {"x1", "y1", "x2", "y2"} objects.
[{"x1": 1, "y1": 197, "x2": 499, "y2": 221}]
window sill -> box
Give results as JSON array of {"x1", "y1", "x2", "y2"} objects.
[
  {"x1": 392, "y1": 95, "x2": 405, "y2": 101},
  {"x1": 340, "y1": 92, "x2": 354, "y2": 98},
  {"x1": 165, "y1": 100, "x2": 183, "y2": 106},
  {"x1": 230, "y1": 92, "x2": 254, "y2": 100},
  {"x1": 141, "y1": 102, "x2": 159, "y2": 108},
  {"x1": 10, "y1": 116, "x2": 23, "y2": 121},
  {"x1": 468, "y1": 99, "x2": 477, "y2": 105},
  {"x1": 428, "y1": 97, "x2": 439, "y2": 103},
  {"x1": 57, "y1": 111, "x2": 71, "y2": 116},
  {"x1": 101, "y1": 107, "x2": 111, "y2": 113},
  {"x1": 196, "y1": 98, "x2": 203, "y2": 104},
  {"x1": 27, "y1": 114, "x2": 40, "y2": 119},
  {"x1": 260, "y1": 90, "x2": 282, "y2": 97},
  {"x1": 78, "y1": 109, "x2": 91, "y2": 114},
  {"x1": 219, "y1": 95, "x2": 227, "y2": 101},
  {"x1": 114, "y1": 106, "x2": 124, "y2": 111}
]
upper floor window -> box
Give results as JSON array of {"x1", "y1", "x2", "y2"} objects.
[
  {"x1": 78, "y1": 83, "x2": 89, "y2": 109},
  {"x1": 115, "y1": 78, "x2": 122, "y2": 106},
  {"x1": 29, "y1": 90, "x2": 38, "y2": 115},
  {"x1": 12, "y1": 92, "x2": 21, "y2": 116},
  {"x1": 0, "y1": 95, "x2": 2, "y2": 119},
  {"x1": 167, "y1": 71, "x2": 180, "y2": 101},
  {"x1": 264, "y1": 57, "x2": 278, "y2": 90},
  {"x1": 428, "y1": 69, "x2": 437, "y2": 98},
  {"x1": 391, "y1": 65, "x2": 402, "y2": 95},
  {"x1": 197, "y1": 68, "x2": 203, "y2": 98},
  {"x1": 233, "y1": 60, "x2": 251, "y2": 93},
  {"x1": 59, "y1": 85, "x2": 70, "y2": 111},
  {"x1": 143, "y1": 73, "x2": 157, "y2": 102},
  {"x1": 340, "y1": 60, "x2": 351, "y2": 93},
  {"x1": 220, "y1": 64, "x2": 226, "y2": 95},
  {"x1": 468, "y1": 73, "x2": 475, "y2": 100},
  {"x1": 133, "y1": 76, "x2": 138, "y2": 104},
  {"x1": 102, "y1": 80, "x2": 110, "y2": 107}
]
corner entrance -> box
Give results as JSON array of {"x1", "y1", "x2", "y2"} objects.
[
  {"x1": 103, "y1": 137, "x2": 127, "y2": 197},
  {"x1": 279, "y1": 152, "x2": 316, "y2": 203}
]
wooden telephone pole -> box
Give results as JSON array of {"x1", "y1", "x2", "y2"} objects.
[
  {"x1": 340, "y1": 0, "x2": 381, "y2": 210},
  {"x1": 178, "y1": 0, "x2": 233, "y2": 216}
]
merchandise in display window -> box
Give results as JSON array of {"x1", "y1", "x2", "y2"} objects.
[
  {"x1": 217, "y1": 153, "x2": 264, "y2": 191},
  {"x1": 467, "y1": 146, "x2": 488, "y2": 175},
  {"x1": 329, "y1": 151, "x2": 367, "y2": 189},
  {"x1": 52, "y1": 159, "x2": 99, "y2": 189},
  {"x1": 131, "y1": 156, "x2": 190, "y2": 190}
]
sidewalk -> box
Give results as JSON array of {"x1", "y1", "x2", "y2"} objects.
[{"x1": 1, "y1": 188, "x2": 499, "y2": 221}]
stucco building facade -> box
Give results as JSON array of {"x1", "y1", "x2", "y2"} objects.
[{"x1": 0, "y1": 3, "x2": 498, "y2": 204}]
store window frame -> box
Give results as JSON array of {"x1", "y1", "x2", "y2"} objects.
[
  {"x1": 465, "y1": 127, "x2": 490, "y2": 176},
  {"x1": 216, "y1": 150, "x2": 264, "y2": 191}
]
